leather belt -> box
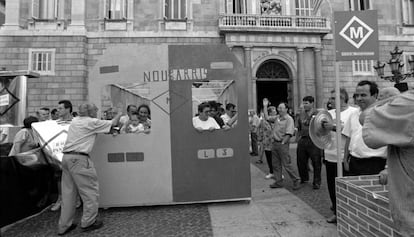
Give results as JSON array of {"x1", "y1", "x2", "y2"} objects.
[{"x1": 63, "y1": 151, "x2": 89, "y2": 157}]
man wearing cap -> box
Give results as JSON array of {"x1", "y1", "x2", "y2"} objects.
[{"x1": 58, "y1": 103, "x2": 122, "y2": 235}]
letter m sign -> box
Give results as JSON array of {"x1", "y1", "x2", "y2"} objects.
[{"x1": 334, "y1": 10, "x2": 379, "y2": 61}]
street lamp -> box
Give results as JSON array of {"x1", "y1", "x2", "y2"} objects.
[{"x1": 374, "y1": 46, "x2": 414, "y2": 92}]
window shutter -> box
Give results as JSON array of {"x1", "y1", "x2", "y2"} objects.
[
  {"x1": 226, "y1": 0, "x2": 233, "y2": 14},
  {"x1": 165, "y1": 0, "x2": 170, "y2": 19},
  {"x1": 32, "y1": 0, "x2": 40, "y2": 19},
  {"x1": 180, "y1": 0, "x2": 186, "y2": 19},
  {"x1": 105, "y1": 0, "x2": 110, "y2": 19}
]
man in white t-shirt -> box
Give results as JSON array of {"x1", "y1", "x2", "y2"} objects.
[
  {"x1": 343, "y1": 80, "x2": 387, "y2": 176},
  {"x1": 324, "y1": 88, "x2": 358, "y2": 224},
  {"x1": 193, "y1": 102, "x2": 220, "y2": 132}
]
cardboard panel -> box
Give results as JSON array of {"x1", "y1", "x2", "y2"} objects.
[
  {"x1": 169, "y1": 45, "x2": 251, "y2": 202},
  {"x1": 88, "y1": 45, "x2": 173, "y2": 206}
]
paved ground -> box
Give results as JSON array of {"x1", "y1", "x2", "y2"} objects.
[
  {"x1": 2, "y1": 143, "x2": 337, "y2": 237},
  {"x1": 251, "y1": 143, "x2": 333, "y2": 219}
]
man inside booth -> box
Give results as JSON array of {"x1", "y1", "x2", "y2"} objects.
[{"x1": 193, "y1": 102, "x2": 220, "y2": 132}]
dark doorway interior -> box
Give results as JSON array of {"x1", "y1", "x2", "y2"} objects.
[{"x1": 256, "y1": 80, "x2": 287, "y2": 113}]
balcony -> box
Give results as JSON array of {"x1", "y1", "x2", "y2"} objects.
[{"x1": 218, "y1": 14, "x2": 330, "y2": 34}]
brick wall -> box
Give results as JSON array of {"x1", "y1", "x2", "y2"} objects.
[{"x1": 336, "y1": 175, "x2": 403, "y2": 237}]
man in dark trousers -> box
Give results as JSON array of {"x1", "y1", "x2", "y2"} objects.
[{"x1": 296, "y1": 96, "x2": 323, "y2": 189}]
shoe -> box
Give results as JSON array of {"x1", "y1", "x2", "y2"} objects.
[
  {"x1": 326, "y1": 215, "x2": 337, "y2": 224},
  {"x1": 292, "y1": 180, "x2": 301, "y2": 190},
  {"x1": 81, "y1": 220, "x2": 103, "y2": 232},
  {"x1": 58, "y1": 224, "x2": 77, "y2": 235},
  {"x1": 255, "y1": 160, "x2": 263, "y2": 164},
  {"x1": 51, "y1": 201, "x2": 61, "y2": 211},
  {"x1": 265, "y1": 173, "x2": 274, "y2": 179},
  {"x1": 269, "y1": 182, "x2": 283, "y2": 189},
  {"x1": 300, "y1": 180, "x2": 309, "y2": 184},
  {"x1": 313, "y1": 184, "x2": 321, "y2": 190}
]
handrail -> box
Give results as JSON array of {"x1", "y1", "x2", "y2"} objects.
[{"x1": 219, "y1": 14, "x2": 329, "y2": 29}]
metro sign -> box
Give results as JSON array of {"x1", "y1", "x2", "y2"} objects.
[
  {"x1": 339, "y1": 16, "x2": 374, "y2": 49},
  {"x1": 334, "y1": 10, "x2": 379, "y2": 61}
]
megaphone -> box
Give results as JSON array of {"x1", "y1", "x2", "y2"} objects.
[{"x1": 309, "y1": 110, "x2": 334, "y2": 149}]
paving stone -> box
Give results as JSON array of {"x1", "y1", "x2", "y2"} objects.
[{"x1": 3, "y1": 204, "x2": 212, "y2": 237}]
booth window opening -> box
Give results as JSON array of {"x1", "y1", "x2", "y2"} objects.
[
  {"x1": 192, "y1": 80, "x2": 238, "y2": 131},
  {"x1": 101, "y1": 83, "x2": 151, "y2": 135}
]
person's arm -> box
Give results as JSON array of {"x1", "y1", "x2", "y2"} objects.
[
  {"x1": 0, "y1": 128, "x2": 7, "y2": 143},
  {"x1": 262, "y1": 99, "x2": 276, "y2": 123},
  {"x1": 120, "y1": 122, "x2": 129, "y2": 133},
  {"x1": 343, "y1": 136, "x2": 351, "y2": 171},
  {"x1": 363, "y1": 94, "x2": 414, "y2": 148},
  {"x1": 111, "y1": 107, "x2": 123, "y2": 127},
  {"x1": 227, "y1": 113, "x2": 238, "y2": 127}
]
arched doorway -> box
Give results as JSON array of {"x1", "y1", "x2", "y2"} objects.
[{"x1": 256, "y1": 59, "x2": 292, "y2": 113}]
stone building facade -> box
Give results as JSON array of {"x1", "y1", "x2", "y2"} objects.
[{"x1": 0, "y1": 0, "x2": 413, "y2": 116}]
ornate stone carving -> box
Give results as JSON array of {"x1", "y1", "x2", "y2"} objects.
[{"x1": 260, "y1": 0, "x2": 282, "y2": 15}]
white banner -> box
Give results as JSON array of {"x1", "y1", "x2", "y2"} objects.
[{"x1": 31, "y1": 120, "x2": 70, "y2": 163}]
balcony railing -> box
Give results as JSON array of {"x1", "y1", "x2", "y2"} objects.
[{"x1": 218, "y1": 14, "x2": 330, "y2": 33}]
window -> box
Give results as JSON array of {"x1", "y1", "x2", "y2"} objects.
[
  {"x1": 295, "y1": 0, "x2": 312, "y2": 16},
  {"x1": 104, "y1": 0, "x2": 128, "y2": 20},
  {"x1": 101, "y1": 83, "x2": 151, "y2": 134},
  {"x1": 349, "y1": 0, "x2": 370, "y2": 10},
  {"x1": 28, "y1": 49, "x2": 55, "y2": 75},
  {"x1": 192, "y1": 80, "x2": 238, "y2": 130},
  {"x1": 352, "y1": 60, "x2": 374, "y2": 76},
  {"x1": 226, "y1": 0, "x2": 247, "y2": 14},
  {"x1": 402, "y1": 0, "x2": 414, "y2": 25},
  {"x1": 402, "y1": 52, "x2": 414, "y2": 73},
  {"x1": 32, "y1": 0, "x2": 64, "y2": 20},
  {"x1": 164, "y1": 0, "x2": 187, "y2": 20}
]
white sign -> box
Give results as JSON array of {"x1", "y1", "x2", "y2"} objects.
[
  {"x1": 216, "y1": 148, "x2": 233, "y2": 158},
  {"x1": 0, "y1": 94, "x2": 9, "y2": 106},
  {"x1": 32, "y1": 120, "x2": 70, "y2": 163},
  {"x1": 197, "y1": 149, "x2": 215, "y2": 159},
  {"x1": 339, "y1": 16, "x2": 374, "y2": 49}
]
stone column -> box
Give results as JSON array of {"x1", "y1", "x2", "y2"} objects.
[
  {"x1": 314, "y1": 47, "x2": 323, "y2": 108},
  {"x1": 296, "y1": 47, "x2": 305, "y2": 104},
  {"x1": 2, "y1": 0, "x2": 20, "y2": 30},
  {"x1": 244, "y1": 46, "x2": 254, "y2": 110},
  {"x1": 67, "y1": 0, "x2": 86, "y2": 31}
]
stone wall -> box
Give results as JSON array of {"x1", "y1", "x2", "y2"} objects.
[
  {"x1": 0, "y1": 35, "x2": 222, "y2": 116},
  {"x1": 0, "y1": 35, "x2": 87, "y2": 115},
  {"x1": 336, "y1": 175, "x2": 403, "y2": 237},
  {"x1": 321, "y1": 38, "x2": 414, "y2": 107}
]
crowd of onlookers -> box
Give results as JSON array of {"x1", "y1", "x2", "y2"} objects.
[{"x1": 248, "y1": 80, "x2": 404, "y2": 225}]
